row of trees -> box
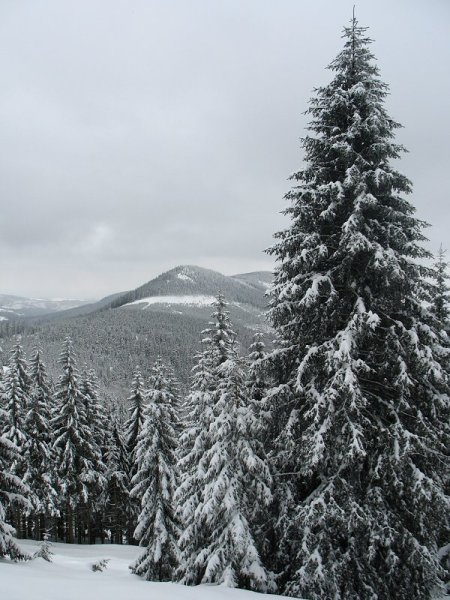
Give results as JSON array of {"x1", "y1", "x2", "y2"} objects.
[
  {"x1": 0, "y1": 298, "x2": 275, "y2": 587},
  {"x1": 0, "y1": 338, "x2": 129, "y2": 550},
  {"x1": 1, "y1": 16, "x2": 449, "y2": 600}
]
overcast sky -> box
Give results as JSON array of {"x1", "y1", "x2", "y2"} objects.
[{"x1": 1, "y1": 0, "x2": 449, "y2": 299}]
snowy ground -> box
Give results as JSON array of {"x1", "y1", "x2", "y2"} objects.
[
  {"x1": 125, "y1": 295, "x2": 217, "y2": 308},
  {"x1": 1, "y1": 540, "x2": 301, "y2": 600}
]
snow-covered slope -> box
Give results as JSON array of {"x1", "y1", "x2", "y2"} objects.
[
  {"x1": 1, "y1": 540, "x2": 301, "y2": 600},
  {"x1": 124, "y1": 295, "x2": 217, "y2": 308},
  {"x1": 231, "y1": 271, "x2": 273, "y2": 291},
  {"x1": 111, "y1": 265, "x2": 271, "y2": 311}
]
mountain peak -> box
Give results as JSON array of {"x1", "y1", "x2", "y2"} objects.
[{"x1": 109, "y1": 265, "x2": 271, "y2": 311}]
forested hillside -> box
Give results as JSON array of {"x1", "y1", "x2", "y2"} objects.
[{"x1": 0, "y1": 266, "x2": 272, "y2": 400}]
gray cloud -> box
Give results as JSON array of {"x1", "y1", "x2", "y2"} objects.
[{"x1": 1, "y1": 0, "x2": 449, "y2": 297}]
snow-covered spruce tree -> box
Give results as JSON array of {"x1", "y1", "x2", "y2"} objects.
[
  {"x1": 245, "y1": 332, "x2": 275, "y2": 559},
  {"x1": 177, "y1": 296, "x2": 234, "y2": 584},
  {"x1": 178, "y1": 297, "x2": 272, "y2": 591},
  {"x1": 8, "y1": 342, "x2": 32, "y2": 396},
  {"x1": 162, "y1": 362, "x2": 182, "y2": 415},
  {"x1": 1, "y1": 349, "x2": 29, "y2": 449},
  {"x1": 430, "y1": 247, "x2": 450, "y2": 591},
  {"x1": 200, "y1": 354, "x2": 273, "y2": 590},
  {"x1": 176, "y1": 334, "x2": 216, "y2": 579},
  {"x1": 24, "y1": 348, "x2": 59, "y2": 540},
  {"x1": 130, "y1": 359, "x2": 179, "y2": 581},
  {"x1": 104, "y1": 409, "x2": 130, "y2": 544},
  {"x1": 80, "y1": 367, "x2": 109, "y2": 541},
  {"x1": 209, "y1": 293, "x2": 235, "y2": 364},
  {"x1": 124, "y1": 367, "x2": 146, "y2": 543},
  {"x1": 124, "y1": 367, "x2": 146, "y2": 461},
  {"x1": 52, "y1": 338, "x2": 106, "y2": 543},
  {"x1": 1, "y1": 344, "x2": 32, "y2": 538},
  {"x1": 33, "y1": 531, "x2": 54, "y2": 562},
  {"x1": 80, "y1": 368, "x2": 107, "y2": 451},
  {"x1": 246, "y1": 332, "x2": 274, "y2": 441},
  {"x1": 0, "y1": 429, "x2": 30, "y2": 559},
  {"x1": 265, "y1": 18, "x2": 450, "y2": 600}
]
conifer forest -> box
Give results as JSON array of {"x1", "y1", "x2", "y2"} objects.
[{"x1": 1, "y1": 11, "x2": 449, "y2": 600}]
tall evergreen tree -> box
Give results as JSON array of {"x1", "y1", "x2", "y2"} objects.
[
  {"x1": 104, "y1": 409, "x2": 129, "y2": 544},
  {"x1": 162, "y1": 362, "x2": 182, "y2": 415},
  {"x1": 430, "y1": 246, "x2": 450, "y2": 592},
  {"x1": 80, "y1": 367, "x2": 107, "y2": 452},
  {"x1": 52, "y1": 338, "x2": 106, "y2": 543},
  {"x1": 24, "y1": 348, "x2": 58, "y2": 540},
  {"x1": 177, "y1": 336, "x2": 216, "y2": 580},
  {"x1": 265, "y1": 17, "x2": 450, "y2": 599},
  {"x1": 246, "y1": 332, "x2": 273, "y2": 441},
  {"x1": 209, "y1": 293, "x2": 236, "y2": 364},
  {"x1": 1, "y1": 344, "x2": 32, "y2": 538},
  {"x1": 245, "y1": 332, "x2": 275, "y2": 559},
  {"x1": 0, "y1": 429, "x2": 30, "y2": 559},
  {"x1": 130, "y1": 360, "x2": 180, "y2": 581},
  {"x1": 124, "y1": 367, "x2": 146, "y2": 543},
  {"x1": 80, "y1": 367, "x2": 109, "y2": 542},
  {"x1": 9, "y1": 342, "x2": 32, "y2": 395},
  {"x1": 124, "y1": 367, "x2": 146, "y2": 460},
  {"x1": 199, "y1": 354, "x2": 273, "y2": 590},
  {"x1": 177, "y1": 297, "x2": 233, "y2": 584},
  {"x1": 1, "y1": 343, "x2": 31, "y2": 444},
  {"x1": 178, "y1": 298, "x2": 272, "y2": 591},
  {"x1": 0, "y1": 345, "x2": 32, "y2": 553},
  {"x1": 1, "y1": 359, "x2": 29, "y2": 449}
]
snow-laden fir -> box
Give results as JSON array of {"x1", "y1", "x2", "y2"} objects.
[
  {"x1": 123, "y1": 366, "x2": 147, "y2": 542},
  {"x1": 130, "y1": 359, "x2": 180, "y2": 580},
  {"x1": 23, "y1": 348, "x2": 59, "y2": 538},
  {"x1": 177, "y1": 296, "x2": 273, "y2": 591},
  {"x1": 264, "y1": 16, "x2": 450, "y2": 600},
  {"x1": 52, "y1": 338, "x2": 106, "y2": 544}
]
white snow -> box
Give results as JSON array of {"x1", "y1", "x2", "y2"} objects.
[
  {"x1": 177, "y1": 268, "x2": 195, "y2": 283},
  {"x1": 125, "y1": 295, "x2": 217, "y2": 308},
  {"x1": 0, "y1": 540, "x2": 300, "y2": 600}
]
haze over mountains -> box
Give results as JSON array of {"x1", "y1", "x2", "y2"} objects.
[
  {"x1": 0, "y1": 265, "x2": 273, "y2": 400},
  {"x1": 0, "y1": 294, "x2": 92, "y2": 321}
]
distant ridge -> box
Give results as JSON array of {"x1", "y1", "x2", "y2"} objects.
[
  {"x1": 108, "y1": 265, "x2": 271, "y2": 311},
  {"x1": 0, "y1": 294, "x2": 92, "y2": 320},
  {"x1": 0, "y1": 265, "x2": 273, "y2": 396}
]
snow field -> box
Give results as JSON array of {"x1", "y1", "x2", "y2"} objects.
[
  {"x1": 1, "y1": 540, "x2": 302, "y2": 600},
  {"x1": 125, "y1": 295, "x2": 217, "y2": 308}
]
